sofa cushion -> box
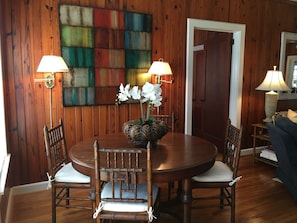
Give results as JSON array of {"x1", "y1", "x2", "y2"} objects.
[
  {"x1": 275, "y1": 116, "x2": 297, "y2": 147},
  {"x1": 288, "y1": 109, "x2": 297, "y2": 123}
]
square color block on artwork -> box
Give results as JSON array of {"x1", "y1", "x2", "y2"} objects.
[
  {"x1": 63, "y1": 87, "x2": 95, "y2": 106},
  {"x1": 94, "y1": 28, "x2": 125, "y2": 49},
  {"x1": 93, "y1": 8, "x2": 124, "y2": 29},
  {"x1": 95, "y1": 68, "x2": 125, "y2": 87},
  {"x1": 94, "y1": 49, "x2": 125, "y2": 68},
  {"x1": 125, "y1": 50, "x2": 151, "y2": 68},
  {"x1": 62, "y1": 47, "x2": 94, "y2": 67},
  {"x1": 60, "y1": 5, "x2": 93, "y2": 27},
  {"x1": 126, "y1": 68, "x2": 152, "y2": 86},
  {"x1": 125, "y1": 31, "x2": 151, "y2": 50},
  {"x1": 124, "y1": 12, "x2": 152, "y2": 32},
  {"x1": 63, "y1": 68, "x2": 95, "y2": 88},
  {"x1": 60, "y1": 25, "x2": 94, "y2": 48}
]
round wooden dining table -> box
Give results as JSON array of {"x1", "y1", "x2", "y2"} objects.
[{"x1": 69, "y1": 132, "x2": 217, "y2": 223}]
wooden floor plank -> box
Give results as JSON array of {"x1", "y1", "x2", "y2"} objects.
[{"x1": 10, "y1": 155, "x2": 297, "y2": 223}]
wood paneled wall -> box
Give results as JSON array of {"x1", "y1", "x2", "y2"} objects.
[{"x1": 1, "y1": 0, "x2": 297, "y2": 186}]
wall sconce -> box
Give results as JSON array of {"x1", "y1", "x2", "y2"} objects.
[
  {"x1": 256, "y1": 66, "x2": 290, "y2": 122},
  {"x1": 35, "y1": 55, "x2": 69, "y2": 88},
  {"x1": 35, "y1": 55, "x2": 69, "y2": 127},
  {"x1": 148, "y1": 58, "x2": 173, "y2": 84}
]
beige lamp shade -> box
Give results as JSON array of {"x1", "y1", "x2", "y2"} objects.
[
  {"x1": 148, "y1": 59, "x2": 173, "y2": 76},
  {"x1": 37, "y1": 55, "x2": 69, "y2": 73},
  {"x1": 256, "y1": 66, "x2": 290, "y2": 91}
]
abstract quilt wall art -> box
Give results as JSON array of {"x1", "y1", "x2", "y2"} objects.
[{"x1": 59, "y1": 4, "x2": 152, "y2": 106}]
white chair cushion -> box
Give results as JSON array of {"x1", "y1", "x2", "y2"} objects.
[
  {"x1": 55, "y1": 162, "x2": 90, "y2": 183},
  {"x1": 192, "y1": 161, "x2": 233, "y2": 182},
  {"x1": 100, "y1": 182, "x2": 159, "y2": 212}
]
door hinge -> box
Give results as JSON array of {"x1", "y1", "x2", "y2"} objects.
[{"x1": 231, "y1": 38, "x2": 235, "y2": 46}]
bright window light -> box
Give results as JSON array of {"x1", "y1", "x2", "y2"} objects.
[{"x1": 0, "y1": 31, "x2": 10, "y2": 195}]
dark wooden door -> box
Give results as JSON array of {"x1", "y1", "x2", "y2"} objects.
[{"x1": 192, "y1": 31, "x2": 232, "y2": 152}]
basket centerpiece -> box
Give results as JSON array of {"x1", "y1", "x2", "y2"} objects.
[{"x1": 116, "y1": 82, "x2": 168, "y2": 146}]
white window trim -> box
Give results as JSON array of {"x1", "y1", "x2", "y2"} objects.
[{"x1": 0, "y1": 30, "x2": 10, "y2": 195}]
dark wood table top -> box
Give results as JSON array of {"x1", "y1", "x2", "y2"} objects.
[{"x1": 69, "y1": 132, "x2": 217, "y2": 183}]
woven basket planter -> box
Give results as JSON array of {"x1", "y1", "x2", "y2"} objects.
[{"x1": 122, "y1": 120, "x2": 168, "y2": 146}]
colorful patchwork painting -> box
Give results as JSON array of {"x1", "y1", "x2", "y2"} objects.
[{"x1": 59, "y1": 5, "x2": 152, "y2": 106}]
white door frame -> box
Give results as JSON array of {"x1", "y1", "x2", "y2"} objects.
[{"x1": 185, "y1": 19, "x2": 246, "y2": 134}]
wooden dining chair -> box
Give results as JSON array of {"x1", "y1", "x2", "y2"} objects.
[
  {"x1": 92, "y1": 140, "x2": 160, "y2": 223},
  {"x1": 43, "y1": 119, "x2": 92, "y2": 223},
  {"x1": 191, "y1": 119, "x2": 243, "y2": 223},
  {"x1": 151, "y1": 112, "x2": 175, "y2": 132}
]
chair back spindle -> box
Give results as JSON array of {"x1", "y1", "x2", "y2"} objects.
[
  {"x1": 151, "y1": 112, "x2": 175, "y2": 132},
  {"x1": 223, "y1": 119, "x2": 243, "y2": 178}
]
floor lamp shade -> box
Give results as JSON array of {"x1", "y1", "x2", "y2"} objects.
[{"x1": 256, "y1": 66, "x2": 290, "y2": 122}]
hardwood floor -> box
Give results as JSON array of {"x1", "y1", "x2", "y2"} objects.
[{"x1": 11, "y1": 155, "x2": 297, "y2": 223}]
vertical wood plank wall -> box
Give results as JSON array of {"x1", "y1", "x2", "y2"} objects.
[{"x1": 1, "y1": 0, "x2": 297, "y2": 186}]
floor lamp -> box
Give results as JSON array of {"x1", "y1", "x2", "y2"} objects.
[
  {"x1": 256, "y1": 66, "x2": 290, "y2": 122},
  {"x1": 35, "y1": 55, "x2": 69, "y2": 128}
]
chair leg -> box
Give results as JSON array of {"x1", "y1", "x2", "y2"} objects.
[
  {"x1": 66, "y1": 187, "x2": 70, "y2": 207},
  {"x1": 168, "y1": 180, "x2": 183, "y2": 201},
  {"x1": 167, "y1": 181, "x2": 174, "y2": 200},
  {"x1": 177, "y1": 180, "x2": 182, "y2": 194},
  {"x1": 220, "y1": 187, "x2": 224, "y2": 208},
  {"x1": 231, "y1": 186, "x2": 235, "y2": 223},
  {"x1": 52, "y1": 187, "x2": 56, "y2": 223}
]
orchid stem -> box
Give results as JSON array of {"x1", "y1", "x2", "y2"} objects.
[
  {"x1": 146, "y1": 103, "x2": 151, "y2": 121},
  {"x1": 140, "y1": 101, "x2": 144, "y2": 121}
]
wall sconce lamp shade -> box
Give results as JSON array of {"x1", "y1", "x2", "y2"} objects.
[
  {"x1": 148, "y1": 58, "x2": 173, "y2": 84},
  {"x1": 36, "y1": 55, "x2": 69, "y2": 88},
  {"x1": 256, "y1": 66, "x2": 290, "y2": 122}
]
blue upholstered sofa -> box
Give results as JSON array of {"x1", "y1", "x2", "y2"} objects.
[{"x1": 266, "y1": 115, "x2": 297, "y2": 202}]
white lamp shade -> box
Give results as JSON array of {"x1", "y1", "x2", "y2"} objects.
[
  {"x1": 148, "y1": 60, "x2": 173, "y2": 76},
  {"x1": 37, "y1": 55, "x2": 69, "y2": 73},
  {"x1": 256, "y1": 67, "x2": 290, "y2": 91}
]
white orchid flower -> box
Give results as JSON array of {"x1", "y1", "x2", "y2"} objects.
[
  {"x1": 118, "y1": 83, "x2": 131, "y2": 102},
  {"x1": 141, "y1": 82, "x2": 155, "y2": 101},
  {"x1": 142, "y1": 82, "x2": 154, "y2": 95},
  {"x1": 153, "y1": 84, "x2": 162, "y2": 96},
  {"x1": 130, "y1": 86, "x2": 141, "y2": 100},
  {"x1": 151, "y1": 95, "x2": 162, "y2": 107},
  {"x1": 118, "y1": 93, "x2": 128, "y2": 101},
  {"x1": 116, "y1": 82, "x2": 163, "y2": 121}
]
